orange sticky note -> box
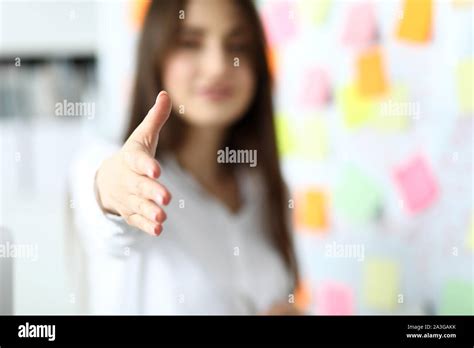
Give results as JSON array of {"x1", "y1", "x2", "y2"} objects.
[
  {"x1": 295, "y1": 188, "x2": 329, "y2": 231},
  {"x1": 397, "y1": 0, "x2": 432, "y2": 43},
  {"x1": 294, "y1": 281, "x2": 312, "y2": 312},
  {"x1": 131, "y1": 0, "x2": 151, "y2": 30},
  {"x1": 266, "y1": 46, "x2": 278, "y2": 83},
  {"x1": 356, "y1": 47, "x2": 388, "y2": 98}
]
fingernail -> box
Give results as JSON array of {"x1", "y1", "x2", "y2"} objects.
[
  {"x1": 154, "y1": 224, "x2": 162, "y2": 236},
  {"x1": 156, "y1": 194, "x2": 164, "y2": 205},
  {"x1": 156, "y1": 90, "x2": 167, "y2": 102}
]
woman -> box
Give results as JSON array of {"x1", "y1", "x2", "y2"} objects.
[{"x1": 71, "y1": 0, "x2": 299, "y2": 314}]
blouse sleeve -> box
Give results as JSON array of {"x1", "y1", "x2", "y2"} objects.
[{"x1": 69, "y1": 137, "x2": 145, "y2": 257}]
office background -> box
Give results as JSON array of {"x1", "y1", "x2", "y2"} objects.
[{"x1": 0, "y1": 0, "x2": 472, "y2": 314}]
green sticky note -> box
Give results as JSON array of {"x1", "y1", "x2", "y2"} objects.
[
  {"x1": 457, "y1": 59, "x2": 474, "y2": 114},
  {"x1": 298, "y1": 0, "x2": 331, "y2": 25},
  {"x1": 363, "y1": 258, "x2": 400, "y2": 311},
  {"x1": 339, "y1": 84, "x2": 376, "y2": 129},
  {"x1": 372, "y1": 84, "x2": 411, "y2": 131},
  {"x1": 440, "y1": 280, "x2": 474, "y2": 314},
  {"x1": 334, "y1": 165, "x2": 381, "y2": 223},
  {"x1": 274, "y1": 114, "x2": 297, "y2": 157}
]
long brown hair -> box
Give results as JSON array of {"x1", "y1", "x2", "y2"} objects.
[{"x1": 126, "y1": 0, "x2": 299, "y2": 287}]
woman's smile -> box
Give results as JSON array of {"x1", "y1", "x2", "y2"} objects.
[{"x1": 197, "y1": 84, "x2": 234, "y2": 102}]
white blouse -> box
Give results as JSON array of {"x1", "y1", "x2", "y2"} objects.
[{"x1": 69, "y1": 138, "x2": 294, "y2": 314}]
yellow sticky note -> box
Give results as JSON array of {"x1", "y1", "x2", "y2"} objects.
[
  {"x1": 294, "y1": 188, "x2": 329, "y2": 231},
  {"x1": 274, "y1": 116, "x2": 328, "y2": 160},
  {"x1": 456, "y1": 59, "x2": 474, "y2": 114},
  {"x1": 363, "y1": 258, "x2": 400, "y2": 311},
  {"x1": 452, "y1": 0, "x2": 474, "y2": 7},
  {"x1": 397, "y1": 0, "x2": 432, "y2": 43},
  {"x1": 295, "y1": 117, "x2": 328, "y2": 160},
  {"x1": 339, "y1": 84, "x2": 376, "y2": 128},
  {"x1": 372, "y1": 85, "x2": 411, "y2": 131},
  {"x1": 468, "y1": 214, "x2": 474, "y2": 250},
  {"x1": 356, "y1": 47, "x2": 388, "y2": 98},
  {"x1": 274, "y1": 115, "x2": 296, "y2": 157},
  {"x1": 298, "y1": 0, "x2": 331, "y2": 25}
]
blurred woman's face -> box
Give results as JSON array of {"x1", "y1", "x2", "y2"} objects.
[{"x1": 163, "y1": 0, "x2": 256, "y2": 129}]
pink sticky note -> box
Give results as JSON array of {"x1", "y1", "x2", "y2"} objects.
[
  {"x1": 315, "y1": 281, "x2": 354, "y2": 315},
  {"x1": 300, "y1": 68, "x2": 331, "y2": 108},
  {"x1": 393, "y1": 154, "x2": 439, "y2": 214},
  {"x1": 261, "y1": 1, "x2": 298, "y2": 46},
  {"x1": 342, "y1": 2, "x2": 377, "y2": 48}
]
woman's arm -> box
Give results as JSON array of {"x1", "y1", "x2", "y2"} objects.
[
  {"x1": 95, "y1": 91, "x2": 172, "y2": 236},
  {"x1": 70, "y1": 91, "x2": 173, "y2": 256}
]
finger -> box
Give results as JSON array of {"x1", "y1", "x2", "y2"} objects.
[
  {"x1": 128, "y1": 174, "x2": 172, "y2": 205},
  {"x1": 123, "y1": 150, "x2": 161, "y2": 179},
  {"x1": 128, "y1": 91, "x2": 172, "y2": 154},
  {"x1": 127, "y1": 195, "x2": 167, "y2": 223},
  {"x1": 126, "y1": 214, "x2": 162, "y2": 236}
]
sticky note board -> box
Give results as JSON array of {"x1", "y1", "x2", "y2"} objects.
[
  {"x1": 363, "y1": 258, "x2": 400, "y2": 311},
  {"x1": 393, "y1": 154, "x2": 439, "y2": 214},
  {"x1": 396, "y1": 0, "x2": 432, "y2": 43},
  {"x1": 439, "y1": 280, "x2": 474, "y2": 314},
  {"x1": 334, "y1": 165, "x2": 381, "y2": 223},
  {"x1": 315, "y1": 281, "x2": 354, "y2": 315},
  {"x1": 294, "y1": 188, "x2": 329, "y2": 231},
  {"x1": 356, "y1": 47, "x2": 388, "y2": 98}
]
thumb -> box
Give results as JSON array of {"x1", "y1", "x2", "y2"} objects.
[{"x1": 128, "y1": 90, "x2": 172, "y2": 154}]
